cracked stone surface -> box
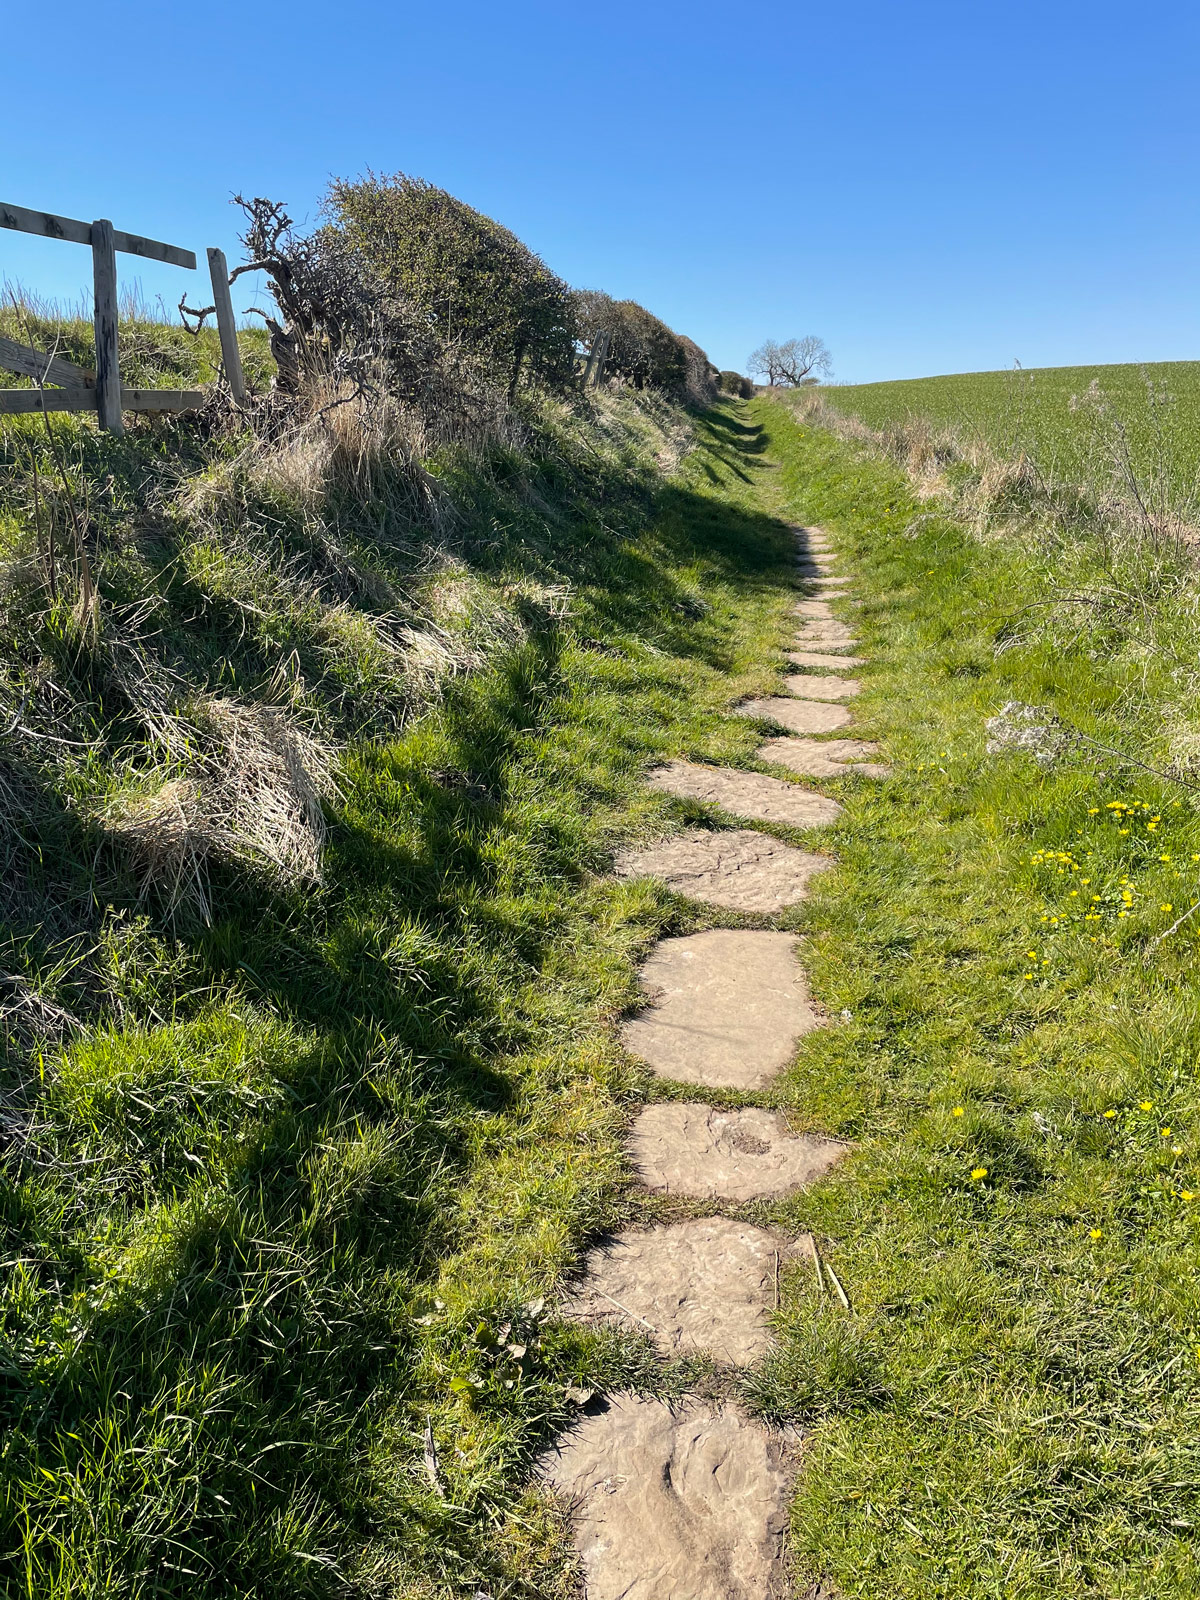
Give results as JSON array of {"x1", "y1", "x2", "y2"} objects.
[
  {"x1": 541, "y1": 1396, "x2": 793, "y2": 1600},
  {"x1": 646, "y1": 760, "x2": 842, "y2": 827},
  {"x1": 622, "y1": 929, "x2": 820, "y2": 1088},
  {"x1": 630, "y1": 1102, "x2": 846, "y2": 1200},
  {"x1": 789, "y1": 649, "x2": 865, "y2": 668},
  {"x1": 785, "y1": 673, "x2": 860, "y2": 701},
  {"x1": 737, "y1": 696, "x2": 853, "y2": 734},
  {"x1": 758, "y1": 735, "x2": 891, "y2": 779},
  {"x1": 563, "y1": 1218, "x2": 790, "y2": 1361},
  {"x1": 794, "y1": 599, "x2": 838, "y2": 621},
  {"x1": 614, "y1": 828, "x2": 830, "y2": 912}
]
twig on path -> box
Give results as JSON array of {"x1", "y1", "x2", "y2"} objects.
[
  {"x1": 823, "y1": 1257, "x2": 852, "y2": 1312},
  {"x1": 593, "y1": 1286, "x2": 657, "y2": 1333}
]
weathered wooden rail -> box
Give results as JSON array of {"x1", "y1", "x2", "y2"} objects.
[{"x1": 0, "y1": 201, "x2": 247, "y2": 429}]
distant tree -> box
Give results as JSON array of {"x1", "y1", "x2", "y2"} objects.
[{"x1": 747, "y1": 336, "x2": 832, "y2": 387}]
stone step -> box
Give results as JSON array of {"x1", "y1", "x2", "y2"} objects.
[
  {"x1": 784, "y1": 673, "x2": 860, "y2": 701},
  {"x1": 563, "y1": 1218, "x2": 792, "y2": 1362},
  {"x1": 630, "y1": 1102, "x2": 845, "y2": 1199},
  {"x1": 647, "y1": 760, "x2": 842, "y2": 827},
  {"x1": 758, "y1": 735, "x2": 891, "y2": 779},
  {"x1": 541, "y1": 1396, "x2": 792, "y2": 1600},
  {"x1": 614, "y1": 828, "x2": 830, "y2": 913},
  {"x1": 794, "y1": 599, "x2": 838, "y2": 621},
  {"x1": 622, "y1": 929, "x2": 820, "y2": 1089},
  {"x1": 788, "y1": 649, "x2": 865, "y2": 669},
  {"x1": 737, "y1": 697, "x2": 853, "y2": 734},
  {"x1": 794, "y1": 626, "x2": 858, "y2": 649}
]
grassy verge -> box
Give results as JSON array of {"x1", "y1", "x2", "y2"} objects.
[
  {"x1": 0, "y1": 397, "x2": 809, "y2": 1596},
  {"x1": 823, "y1": 361, "x2": 1200, "y2": 490},
  {"x1": 749, "y1": 397, "x2": 1200, "y2": 1598}
]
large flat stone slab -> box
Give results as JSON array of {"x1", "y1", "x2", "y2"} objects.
[
  {"x1": 794, "y1": 626, "x2": 859, "y2": 649},
  {"x1": 541, "y1": 1397, "x2": 792, "y2": 1600},
  {"x1": 794, "y1": 599, "x2": 838, "y2": 620},
  {"x1": 614, "y1": 828, "x2": 830, "y2": 913},
  {"x1": 622, "y1": 929, "x2": 820, "y2": 1088},
  {"x1": 563, "y1": 1218, "x2": 789, "y2": 1362},
  {"x1": 789, "y1": 649, "x2": 865, "y2": 669},
  {"x1": 630, "y1": 1103, "x2": 846, "y2": 1200},
  {"x1": 758, "y1": 735, "x2": 891, "y2": 779},
  {"x1": 785, "y1": 673, "x2": 860, "y2": 701},
  {"x1": 646, "y1": 760, "x2": 842, "y2": 827},
  {"x1": 737, "y1": 697, "x2": 853, "y2": 734}
]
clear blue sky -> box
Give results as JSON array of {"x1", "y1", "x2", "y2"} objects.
[{"x1": 3, "y1": 0, "x2": 1197, "y2": 384}]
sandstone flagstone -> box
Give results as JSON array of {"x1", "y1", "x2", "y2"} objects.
[
  {"x1": 737, "y1": 696, "x2": 853, "y2": 734},
  {"x1": 622, "y1": 929, "x2": 820, "y2": 1088},
  {"x1": 758, "y1": 735, "x2": 891, "y2": 779},
  {"x1": 563, "y1": 1218, "x2": 790, "y2": 1362},
  {"x1": 541, "y1": 1397, "x2": 792, "y2": 1600},
  {"x1": 784, "y1": 673, "x2": 860, "y2": 701},
  {"x1": 614, "y1": 828, "x2": 829, "y2": 913},
  {"x1": 794, "y1": 599, "x2": 837, "y2": 620},
  {"x1": 646, "y1": 760, "x2": 842, "y2": 827},
  {"x1": 794, "y1": 626, "x2": 858, "y2": 648},
  {"x1": 629, "y1": 1102, "x2": 846, "y2": 1200},
  {"x1": 789, "y1": 649, "x2": 866, "y2": 668}
]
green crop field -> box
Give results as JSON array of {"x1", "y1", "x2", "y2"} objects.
[{"x1": 825, "y1": 362, "x2": 1200, "y2": 499}]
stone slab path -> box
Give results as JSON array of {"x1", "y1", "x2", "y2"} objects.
[
  {"x1": 614, "y1": 828, "x2": 830, "y2": 913},
  {"x1": 621, "y1": 929, "x2": 821, "y2": 1088},
  {"x1": 789, "y1": 649, "x2": 865, "y2": 669},
  {"x1": 630, "y1": 1102, "x2": 845, "y2": 1200},
  {"x1": 737, "y1": 696, "x2": 853, "y2": 734},
  {"x1": 542, "y1": 1396, "x2": 792, "y2": 1600},
  {"x1": 758, "y1": 734, "x2": 891, "y2": 779},
  {"x1": 563, "y1": 1218, "x2": 791, "y2": 1361},
  {"x1": 784, "y1": 673, "x2": 860, "y2": 701},
  {"x1": 647, "y1": 759, "x2": 842, "y2": 827},
  {"x1": 794, "y1": 624, "x2": 858, "y2": 648},
  {"x1": 545, "y1": 522, "x2": 869, "y2": 1596}
]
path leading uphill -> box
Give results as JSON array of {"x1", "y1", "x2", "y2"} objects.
[{"x1": 539, "y1": 524, "x2": 886, "y2": 1597}]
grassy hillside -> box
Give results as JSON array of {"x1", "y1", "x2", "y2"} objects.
[
  {"x1": 825, "y1": 361, "x2": 1200, "y2": 500},
  {"x1": 0, "y1": 333, "x2": 803, "y2": 1594}
]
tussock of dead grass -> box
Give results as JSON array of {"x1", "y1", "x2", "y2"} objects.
[{"x1": 103, "y1": 698, "x2": 338, "y2": 921}]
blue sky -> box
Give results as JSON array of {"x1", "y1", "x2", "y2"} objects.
[{"x1": 3, "y1": 0, "x2": 1197, "y2": 384}]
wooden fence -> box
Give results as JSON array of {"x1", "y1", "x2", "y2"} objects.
[{"x1": 0, "y1": 201, "x2": 246, "y2": 432}]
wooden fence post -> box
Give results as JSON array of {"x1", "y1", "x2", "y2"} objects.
[
  {"x1": 91, "y1": 219, "x2": 122, "y2": 434},
  {"x1": 206, "y1": 247, "x2": 245, "y2": 404},
  {"x1": 590, "y1": 330, "x2": 611, "y2": 388}
]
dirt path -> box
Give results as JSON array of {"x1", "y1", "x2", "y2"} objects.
[{"x1": 540, "y1": 523, "x2": 878, "y2": 1595}]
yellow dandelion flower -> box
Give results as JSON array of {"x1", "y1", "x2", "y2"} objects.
[
  {"x1": 1182, "y1": 1190, "x2": 1196, "y2": 1202},
  {"x1": 1140, "y1": 1101, "x2": 1155, "y2": 1111},
  {"x1": 1103, "y1": 1110, "x2": 1117, "y2": 1119},
  {"x1": 1162, "y1": 904, "x2": 1173, "y2": 912},
  {"x1": 971, "y1": 1167, "x2": 989, "y2": 1181},
  {"x1": 1162, "y1": 1127, "x2": 1173, "y2": 1137},
  {"x1": 952, "y1": 1106, "x2": 964, "y2": 1117},
  {"x1": 1089, "y1": 1228, "x2": 1103, "y2": 1239}
]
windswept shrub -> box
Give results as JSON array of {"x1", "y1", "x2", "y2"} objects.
[
  {"x1": 328, "y1": 172, "x2": 578, "y2": 396},
  {"x1": 572, "y1": 290, "x2": 716, "y2": 405},
  {"x1": 718, "y1": 370, "x2": 754, "y2": 399}
]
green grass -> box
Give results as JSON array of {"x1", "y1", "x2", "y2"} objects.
[
  {"x1": 0, "y1": 393, "x2": 811, "y2": 1595},
  {"x1": 825, "y1": 361, "x2": 1200, "y2": 496},
  {"x1": 749, "y1": 396, "x2": 1200, "y2": 1598}
]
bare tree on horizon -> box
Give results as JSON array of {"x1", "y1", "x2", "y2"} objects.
[{"x1": 748, "y1": 335, "x2": 832, "y2": 387}]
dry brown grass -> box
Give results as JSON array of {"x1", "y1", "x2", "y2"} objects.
[{"x1": 103, "y1": 697, "x2": 338, "y2": 923}]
